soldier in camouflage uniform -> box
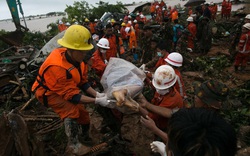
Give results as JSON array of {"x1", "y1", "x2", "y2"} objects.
[
  {"x1": 140, "y1": 25, "x2": 159, "y2": 64},
  {"x1": 160, "y1": 17, "x2": 174, "y2": 52},
  {"x1": 196, "y1": 17, "x2": 212, "y2": 54},
  {"x1": 193, "y1": 80, "x2": 229, "y2": 109}
]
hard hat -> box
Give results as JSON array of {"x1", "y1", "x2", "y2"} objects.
[
  {"x1": 162, "y1": 7, "x2": 166, "y2": 11},
  {"x1": 57, "y1": 25, "x2": 93, "y2": 51},
  {"x1": 85, "y1": 18, "x2": 89, "y2": 22},
  {"x1": 164, "y1": 52, "x2": 183, "y2": 67},
  {"x1": 245, "y1": 14, "x2": 250, "y2": 19},
  {"x1": 65, "y1": 22, "x2": 70, "y2": 26},
  {"x1": 156, "y1": 5, "x2": 159, "y2": 9},
  {"x1": 97, "y1": 38, "x2": 110, "y2": 49},
  {"x1": 187, "y1": 16, "x2": 194, "y2": 22},
  {"x1": 128, "y1": 20, "x2": 132, "y2": 24},
  {"x1": 121, "y1": 22, "x2": 126, "y2": 26},
  {"x1": 59, "y1": 20, "x2": 63, "y2": 24},
  {"x1": 133, "y1": 19, "x2": 137, "y2": 23},
  {"x1": 94, "y1": 19, "x2": 98, "y2": 22},
  {"x1": 152, "y1": 65, "x2": 177, "y2": 90},
  {"x1": 136, "y1": 12, "x2": 140, "y2": 16},
  {"x1": 111, "y1": 19, "x2": 116, "y2": 23},
  {"x1": 128, "y1": 15, "x2": 132, "y2": 18},
  {"x1": 140, "y1": 14, "x2": 144, "y2": 18},
  {"x1": 125, "y1": 27, "x2": 131, "y2": 33},
  {"x1": 243, "y1": 23, "x2": 250, "y2": 30},
  {"x1": 74, "y1": 21, "x2": 79, "y2": 25},
  {"x1": 107, "y1": 20, "x2": 111, "y2": 23}
]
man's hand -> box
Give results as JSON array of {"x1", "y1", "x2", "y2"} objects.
[
  {"x1": 96, "y1": 92, "x2": 106, "y2": 98},
  {"x1": 135, "y1": 93, "x2": 148, "y2": 108},
  {"x1": 150, "y1": 141, "x2": 167, "y2": 156},
  {"x1": 95, "y1": 95, "x2": 109, "y2": 107},
  {"x1": 140, "y1": 115, "x2": 157, "y2": 131}
]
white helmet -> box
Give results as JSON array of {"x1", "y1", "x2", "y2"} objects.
[
  {"x1": 65, "y1": 22, "x2": 70, "y2": 26},
  {"x1": 97, "y1": 38, "x2": 110, "y2": 49},
  {"x1": 152, "y1": 65, "x2": 177, "y2": 90},
  {"x1": 162, "y1": 7, "x2": 166, "y2": 11},
  {"x1": 94, "y1": 19, "x2": 98, "y2": 22},
  {"x1": 128, "y1": 15, "x2": 132, "y2": 18},
  {"x1": 59, "y1": 20, "x2": 63, "y2": 24},
  {"x1": 187, "y1": 16, "x2": 194, "y2": 22},
  {"x1": 245, "y1": 14, "x2": 250, "y2": 20},
  {"x1": 140, "y1": 14, "x2": 144, "y2": 18},
  {"x1": 156, "y1": 5, "x2": 159, "y2": 9},
  {"x1": 125, "y1": 27, "x2": 131, "y2": 33},
  {"x1": 243, "y1": 23, "x2": 250, "y2": 30},
  {"x1": 133, "y1": 19, "x2": 137, "y2": 23},
  {"x1": 164, "y1": 52, "x2": 183, "y2": 67},
  {"x1": 136, "y1": 12, "x2": 140, "y2": 16}
]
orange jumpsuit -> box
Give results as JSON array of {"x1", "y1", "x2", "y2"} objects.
[
  {"x1": 134, "y1": 23, "x2": 140, "y2": 39},
  {"x1": 155, "y1": 54, "x2": 168, "y2": 69},
  {"x1": 103, "y1": 34, "x2": 123, "y2": 60},
  {"x1": 91, "y1": 49, "x2": 107, "y2": 78},
  {"x1": 58, "y1": 24, "x2": 67, "y2": 32},
  {"x1": 187, "y1": 22, "x2": 197, "y2": 49},
  {"x1": 173, "y1": 69, "x2": 186, "y2": 98},
  {"x1": 150, "y1": 88, "x2": 183, "y2": 130},
  {"x1": 234, "y1": 31, "x2": 250, "y2": 67},
  {"x1": 89, "y1": 22, "x2": 97, "y2": 34},
  {"x1": 32, "y1": 48, "x2": 90, "y2": 124},
  {"x1": 128, "y1": 31, "x2": 137, "y2": 50}
]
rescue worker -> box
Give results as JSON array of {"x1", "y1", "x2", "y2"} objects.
[
  {"x1": 203, "y1": 3, "x2": 211, "y2": 19},
  {"x1": 139, "y1": 79, "x2": 230, "y2": 142},
  {"x1": 89, "y1": 19, "x2": 97, "y2": 34},
  {"x1": 91, "y1": 38, "x2": 110, "y2": 78},
  {"x1": 103, "y1": 23, "x2": 123, "y2": 60},
  {"x1": 196, "y1": 17, "x2": 212, "y2": 53},
  {"x1": 221, "y1": 0, "x2": 227, "y2": 19},
  {"x1": 245, "y1": 14, "x2": 250, "y2": 24},
  {"x1": 187, "y1": 17, "x2": 197, "y2": 51},
  {"x1": 58, "y1": 20, "x2": 67, "y2": 32},
  {"x1": 143, "y1": 41, "x2": 169, "y2": 71},
  {"x1": 125, "y1": 27, "x2": 137, "y2": 53},
  {"x1": 164, "y1": 52, "x2": 187, "y2": 101},
  {"x1": 234, "y1": 23, "x2": 250, "y2": 72},
  {"x1": 173, "y1": 19, "x2": 184, "y2": 51},
  {"x1": 31, "y1": 25, "x2": 109, "y2": 155},
  {"x1": 120, "y1": 22, "x2": 128, "y2": 51},
  {"x1": 138, "y1": 65, "x2": 184, "y2": 131}
]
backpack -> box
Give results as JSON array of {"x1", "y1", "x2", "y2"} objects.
[{"x1": 175, "y1": 25, "x2": 184, "y2": 40}]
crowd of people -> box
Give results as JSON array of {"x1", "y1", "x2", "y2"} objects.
[{"x1": 36, "y1": 0, "x2": 250, "y2": 155}]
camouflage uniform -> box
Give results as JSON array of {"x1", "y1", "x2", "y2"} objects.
[
  {"x1": 196, "y1": 17, "x2": 212, "y2": 53},
  {"x1": 193, "y1": 80, "x2": 229, "y2": 109},
  {"x1": 160, "y1": 22, "x2": 174, "y2": 52}
]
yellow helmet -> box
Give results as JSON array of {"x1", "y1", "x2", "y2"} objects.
[
  {"x1": 121, "y1": 22, "x2": 126, "y2": 26},
  {"x1": 57, "y1": 25, "x2": 93, "y2": 51},
  {"x1": 85, "y1": 18, "x2": 89, "y2": 22},
  {"x1": 111, "y1": 19, "x2": 115, "y2": 23}
]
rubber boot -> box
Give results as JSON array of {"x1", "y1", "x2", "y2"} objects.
[
  {"x1": 79, "y1": 124, "x2": 93, "y2": 145},
  {"x1": 64, "y1": 118, "x2": 91, "y2": 155}
]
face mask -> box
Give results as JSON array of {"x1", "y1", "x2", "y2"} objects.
[
  {"x1": 100, "y1": 49, "x2": 107, "y2": 53},
  {"x1": 157, "y1": 52, "x2": 163, "y2": 57},
  {"x1": 156, "y1": 89, "x2": 170, "y2": 95}
]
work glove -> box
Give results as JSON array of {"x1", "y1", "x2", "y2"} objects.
[
  {"x1": 139, "y1": 64, "x2": 146, "y2": 72},
  {"x1": 150, "y1": 141, "x2": 167, "y2": 156},
  {"x1": 96, "y1": 92, "x2": 106, "y2": 98},
  {"x1": 95, "y1": 95, "x2": 109, "y2": 107}
]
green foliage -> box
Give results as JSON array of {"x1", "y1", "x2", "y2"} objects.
[
  {"x1": 221, "y1": 81, "x2": 250, "y2": 130},
  {"x1": 64, "y1": 1, "x2": 126, "y2": 23},
  {"x1": 193, "y1": 55, "x2": 231, "y2": 77},
  {"x1": 22, "y1": 31, "x2": 48, "y2": 49},
  {"x1": 65, "y1": 1, "x2": 91, "y2": 24}
]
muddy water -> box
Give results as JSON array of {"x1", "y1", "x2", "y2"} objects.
[{"x1": 0, "y1": 1, "x2": 248, "y2": 33}]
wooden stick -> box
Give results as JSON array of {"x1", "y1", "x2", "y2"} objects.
[
  {"x1": 20, "y1": 95, "x2": 36, "y2": 111},
  {"x1": 14, "y1": 74, "x2": 29, "y2": 99}
]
